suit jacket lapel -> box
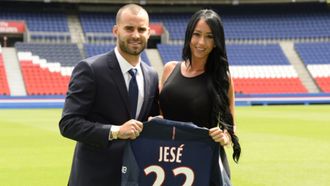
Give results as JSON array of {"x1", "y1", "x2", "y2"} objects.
[
  {"x1": 106, "y1": 51, "x2": 130, "y2": 116},
  {"x1": 138, "y1": 62, "x2": 151, "y2": 121}
]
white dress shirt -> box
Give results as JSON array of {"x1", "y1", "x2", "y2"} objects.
[{"x1": 114, "y1": 47, "x2": 144, "y2": 119}]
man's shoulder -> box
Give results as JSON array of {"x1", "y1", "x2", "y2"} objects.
[
  {"x1": 84, "y1": 51, "x2": 115, "y2": 65},
  {"x1": 74, "y1": 51, "x2": 118, "y2": 73},
  {"x1": 141, "y1": 62, "x2": 158, "y2": 76}
]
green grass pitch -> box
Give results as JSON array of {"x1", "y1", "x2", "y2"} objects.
[{"x1": 0, "y1": 105, "x2": 329, "y2": 186}]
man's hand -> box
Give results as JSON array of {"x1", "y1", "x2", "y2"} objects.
[{"x1": 118, "y1": 119, "x2": 143, "y2": 140}]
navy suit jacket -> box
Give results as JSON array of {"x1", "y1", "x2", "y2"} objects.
[{"x1": 59, "y1": 50, "x2": 159, "y2": 186}]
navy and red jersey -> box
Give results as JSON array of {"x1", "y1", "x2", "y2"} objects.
[{"x1": 121, "y1": 118, "x2": 231, "y2": 186}]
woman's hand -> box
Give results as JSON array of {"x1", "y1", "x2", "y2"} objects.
[{"x1": 209, "y1": 127, "x2": 232, "y2": 146}]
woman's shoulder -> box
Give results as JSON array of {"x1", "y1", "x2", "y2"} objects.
[
  {"x1": 164, "y1": 61, "x2": 179, "y2": 70},
  {"x1": 163, "y1": 61, "x2": 180, "y2": 76},
  {"x1": 161, "y1": 61, "x2": 181, "y2": 87}
]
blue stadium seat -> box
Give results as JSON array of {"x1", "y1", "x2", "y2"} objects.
[
  {"x1": 295, "y1": 42, "x2": 330, "y2": 92},
  {"x1": 157, "y1": 44, "x2": 182, "y2": 64},
  {"x1": 15, "y1": 42, "x2": 82, "y2": 66}
]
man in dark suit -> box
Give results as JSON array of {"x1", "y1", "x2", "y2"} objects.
[{"x1": 59, "y1": 4, "x2": 159, "y2": 186}]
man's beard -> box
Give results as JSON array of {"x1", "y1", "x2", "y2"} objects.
[{"x1": 118, "y1": 39, "x2": 145, "y2": 56}]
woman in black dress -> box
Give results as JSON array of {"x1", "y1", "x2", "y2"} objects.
[{"x1": 159, "y1": 9, "x2": 241, "y2": 181}]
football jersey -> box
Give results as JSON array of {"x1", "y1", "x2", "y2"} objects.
[{"x1": 121, "y1": 118, "x2": 231, "y2": 186}]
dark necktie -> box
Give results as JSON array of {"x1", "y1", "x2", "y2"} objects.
[{"x1": 128, "y1": 68, "x2": 138, "y2": 119}]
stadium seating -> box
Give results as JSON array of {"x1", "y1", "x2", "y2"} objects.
[
  {"x1": 0, "y1": 47, "x2": 10, "y2": 95},
  {"x1": 0, "y1": 11, "x2": 68, "y2": 32},
  {"x1": 15, "y1": 43, "x2": 81, "y2": 95},
  {"x1": 228, "y1": 44, "x2": 307, "y2": 94},
  {"x1": 4, "y1": 3, "x2": 322, "y2": 44},
  {"x1": 157, "y1": 43, "x2": 307, "y2": 94},
  {"x1": 295, "y1": 42, "x2": 330, "y2": 92},
  {"x1": 157, "y1": 44, "x2": 182, "y2": 64},
  {"x1": 17, "y1": 52, "x2": 72, "y2": 95},
  {"x1": 0, "y1": 3, "x2": 328, "y2": 96},
  {"x1": 222, "y1": 12, "x2": 330, "y2": 40},
  {"x1": 151, "y1": 14, "x2": 191, "y2": 41},
  {"x1": 151, "y1": 5, "x2": 330, "y2": 41},
  {"x1": 0, "y1": 10, "x2": 70, "y2": 42},
  {"x1": 79, "y1": 13, "x2": 116, "y2": 42},
  {"x1": 15, "y1": 42, "x2": 81, "y2": 66}
]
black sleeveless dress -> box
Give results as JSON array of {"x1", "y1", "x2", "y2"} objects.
[
  {"x1": 159, "y1": 62, "x2": 212, "y2": 128},
  {"x1": 159, "y1": 62, "x2": 232, "y2": 182}
]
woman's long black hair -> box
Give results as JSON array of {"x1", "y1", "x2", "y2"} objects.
[{"x1": 182, "y1": 9, "x2": 241, "y2": 163}]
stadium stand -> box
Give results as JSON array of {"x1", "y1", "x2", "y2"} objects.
[
  {"x1": 0, "y1": 2, "x2": 328, "y2": 100},
  {"x1": 295, "y1": 42, "x2": 330, "y2": 93},
  {"x1": 144, "y1": 5, "x2": 330, "y2": 42},
  {"x1": 0, "y1": 11, "x2": 68, "y2": 32},
  {"x1": 223, "y1": 12, "x2": 330, "y2": 40},
  {"x1": 79, "y1": 13, "x2": 116, "y2": 43},
  {"x1": 156, "y1": 44, "x2": 182, "y2": 64},
  {"x1": 17, "y1": 52, "x2": 73, "y2": 95},
  {"x1": 15, "y1": 43, "x2": 81, "y2": 95},
  {"x1": 228, "y1": 44, "x2": 307, "y2": 94},
  {"x1": 151, "y1": 14, "x2": 191, "y2": 41},
  {"x1": 0, "y1": 10, "x2": 70, "y2": 42},
  {"x1": 0, "y1": 46, "x2": 10, "y2": 95},
  {"x1": 15, "y1": 42, "x2": 81, "y2": 66},
  {"x1": 157, "y1": 43, "x2": 308, "y2": 94}
]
